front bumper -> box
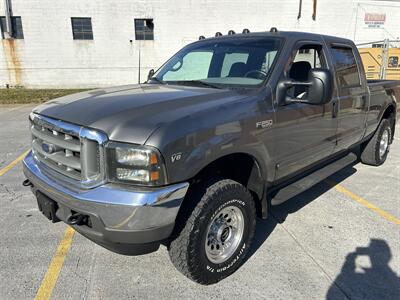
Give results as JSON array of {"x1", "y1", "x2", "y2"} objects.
[{"x1": 23, "y1": 152, "x2": 189, "y2": 255}]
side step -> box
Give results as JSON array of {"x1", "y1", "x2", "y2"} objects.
[{"x1": 270, "y1": 153, "x2": 357, "y2": 206}]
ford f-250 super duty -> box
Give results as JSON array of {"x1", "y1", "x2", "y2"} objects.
[{"x1": 23, "y1": 29, "x2": 398, "y2": 285}]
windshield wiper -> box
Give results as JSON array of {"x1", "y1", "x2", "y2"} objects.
[
  {"x1": 149, "y1": 77, "x2": 166, "y2": 84},
  {"x1": 170, "y1": 80, "x2": 222, "y2": 89}
]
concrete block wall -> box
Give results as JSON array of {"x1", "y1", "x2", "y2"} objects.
[{"x1": 0, "y1": 0, "x2": 399, "y2": 88}]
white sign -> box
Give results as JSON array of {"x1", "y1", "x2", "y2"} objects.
[{"x1": 364, "y1": 13, "x2": 386, "y2": 28}]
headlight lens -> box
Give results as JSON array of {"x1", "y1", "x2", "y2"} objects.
[
  {"x1": 107, "y1": 142, "x2": 166, "y2": 186},
  {"x1": 115, "y1": 147, "x2": 157, "y2": 167}
]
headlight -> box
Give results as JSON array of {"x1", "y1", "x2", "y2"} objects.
[{"x1": 106, "y1": 142, "x2": 167, "y2": 186}]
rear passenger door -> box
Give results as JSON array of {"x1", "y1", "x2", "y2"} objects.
[{"x1": 329, "y1": 45, "x2": 369, "y2": 151}]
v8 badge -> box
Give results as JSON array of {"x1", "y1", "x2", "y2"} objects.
[{"x1": 171, "y1": 152, "x2": 182, "y2": 163}]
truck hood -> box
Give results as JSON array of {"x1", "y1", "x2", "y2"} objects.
[{"x1": 34, "y1": 84, "x2": 246, "y2": 144}]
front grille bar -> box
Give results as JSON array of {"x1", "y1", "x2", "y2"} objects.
[
  {"x1": 32, "y1": 139, "x2": 81, "y2": 170},
  {"x1": 31, "y1": 126, "x2": 80, "y2": 152},
  {"x1": 30, "y1": 113, "x2": 108, "y2": 188}
]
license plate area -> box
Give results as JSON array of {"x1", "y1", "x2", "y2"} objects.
[{"x1": 36, "y1": 192, "x2": 61, "y2": 223}]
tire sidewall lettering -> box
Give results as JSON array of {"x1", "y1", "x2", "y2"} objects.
[
  {"x1": 205, "y1": 196, "x2": 248, "y2": 274},
  {"x1": 206, "y1": 243, "x2": 246, "y2": 273}
]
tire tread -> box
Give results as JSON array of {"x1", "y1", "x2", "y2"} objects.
[{"x1": 168, "y1": 179, "x2": 256, "y2": 285}]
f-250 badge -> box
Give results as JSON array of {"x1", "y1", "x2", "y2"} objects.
[{"x1": 256, "y1": 120, "x2": 273, "y2": 129}]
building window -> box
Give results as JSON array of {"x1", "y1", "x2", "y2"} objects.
[
  {"x1": 71, "y1": 17, "x2": 93, "y2": 40},
  {"x1": 0, "y1": 16, "x2": 24, "y2": 39},
  {"x1": 299, "y1": 49, "x2": 310, "y2": 54},
  {"x1": 135, "y1": 19, "x2": 154, "y2": 40}
]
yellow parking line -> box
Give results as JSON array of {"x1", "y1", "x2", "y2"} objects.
[
  {"x1": 34, "y1": 227, "x2": 75, "y2": 300},
  {"x1": 0, "y1": 150, "x2": 30, "y2": 176},
  {"x1": 329, "y1": 182, "x2": 400, "y2": 225}
]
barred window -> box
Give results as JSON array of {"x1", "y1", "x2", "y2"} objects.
[
  {"x1": 0, "y1": 16, "x2": 24, "y2": 39},
  {"x1": 71, "y1": 17, "x2": 93, "y2": 40},
  {"x1": 135, "y1": 19, "x2": 154, "y2": 40}
]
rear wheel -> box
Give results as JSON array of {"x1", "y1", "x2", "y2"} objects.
[
  {"x1": 168, "y1": 179, "x2": 256, "y2": 285},
  {"x1": 360, "y1": 118, "x2": 392, "y2": 166}
]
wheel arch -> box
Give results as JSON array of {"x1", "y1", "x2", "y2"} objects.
[
  {"x1": 184, "y1": 152, "x2": 269, "y2": 219},
  {"x1": 380, "y1": 104, "x2": 396, "y2": 142}
]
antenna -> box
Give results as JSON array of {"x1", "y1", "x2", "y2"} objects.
[
  {"x1": 228, "y1": 30, "x2": 236, "y2": 35},
  {"x1": 138, "y1": 44, "x2": 141, "y2": 84},
  {"x1": 242, "y1": 29, "x2": 250, "y2": 34},
  {"x1": 270, "y1": 27, "x2": 278, "y2": 33},
  {"x1": 199, "y1": 35, "x2": 206, "y2": 40},
  {"x1": 215, "y1": 32, "x2": 223, "y2": 37}
]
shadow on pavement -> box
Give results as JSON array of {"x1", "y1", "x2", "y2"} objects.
[
  {"x1": 326, "y1": 239, "x2": 400, "y2": 300},
  {"x1": 248, "y1": 164, "x2": 357, "y2": 259},
  {"x1": 245, "y1": 163, "x2": 400, "y2": 299}
]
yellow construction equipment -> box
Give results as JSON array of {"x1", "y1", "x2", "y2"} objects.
[{"x1": 359, "y1": 42, "x2": 400, "y2": 80}]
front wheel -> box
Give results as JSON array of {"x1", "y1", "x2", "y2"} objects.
[{"x1": 168, "y1": 179, "x2": 256, "y2": 285}]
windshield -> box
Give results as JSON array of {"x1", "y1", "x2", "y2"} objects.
[{"x1": 152, "y1": 37, "x2": 282, "y2": 88}]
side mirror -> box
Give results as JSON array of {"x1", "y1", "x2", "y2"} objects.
[
  {"x1": 147, "y1": 69, "x2": 155, "y2": 81},
  {"x1": 277, "y1": 69, "x2": 333, "y2": 105}
]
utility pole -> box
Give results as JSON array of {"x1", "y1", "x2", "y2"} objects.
[
  {"x1": 353, "y1": 4, "x2": 359, "y2": 41},
  {"x1": 380, "y1": 39, "x2": 389, "y2": 79},
  {"x1": 138, "y1": 44, "x2": 141, "y2": 84}
]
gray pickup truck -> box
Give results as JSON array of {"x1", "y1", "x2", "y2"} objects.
[{"x1": 23, "y1": 29, "x2": 398, "y2": 284}]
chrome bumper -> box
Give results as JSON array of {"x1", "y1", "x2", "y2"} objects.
[{"x1": 23, "y1": 151, "x2": 189, "y2": 254}]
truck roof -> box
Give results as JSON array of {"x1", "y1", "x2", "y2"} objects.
[{"x1": 196, "y1": 30, "x2": 354, "y2": 45}]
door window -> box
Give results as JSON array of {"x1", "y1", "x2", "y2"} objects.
[
  {"x1": 330, "y1": 47, "x2": 361, "y2": 88},
  {"x1": 287, "y1": 44, "x2": 327, "y2": 98},
  {"x1": 293, "y1": 48, "x2": 323, "y2": 68}
]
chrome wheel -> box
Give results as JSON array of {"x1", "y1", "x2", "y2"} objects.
[
  {"x1": 379, "y1": 129, "x2": 389, "y2": 159},
  {"x1": 205, "y1": 205, "x2": 244, "y2": 264}
]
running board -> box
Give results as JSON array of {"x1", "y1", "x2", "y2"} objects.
[{"x1": 270, "y1": 153, "x2": 357, "y2": 206}]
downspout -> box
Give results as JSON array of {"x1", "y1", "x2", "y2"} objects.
[
  {"x1": 3, "y1": 0, "x2": 13, "y2": 39},
  {"x1": 297, "y1": 0, "x2": 302, "y2": 20},
  {"x1": 312, "y1": 0, "x2": 317, "y2": 21}
]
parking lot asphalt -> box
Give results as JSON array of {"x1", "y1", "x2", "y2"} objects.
[{"x1": 0, "y1": 104, "x2": 399, "y2": 300}]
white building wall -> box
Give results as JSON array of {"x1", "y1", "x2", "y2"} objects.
[{"x1": 0, "y1": 0, "x2": 399, "y2": 88}]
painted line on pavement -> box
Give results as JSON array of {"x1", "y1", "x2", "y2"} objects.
[
  {"x1": 328, "y1": 181, "x2": 400, "y2": 225},
  {"x1": 34, "y1": 227, "x2": 75, "y2": 300},
  {"x1": 0, "y1": 150, "x2": 30, "y2": 176}
]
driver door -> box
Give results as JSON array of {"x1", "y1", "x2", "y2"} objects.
[{"x1": 273, "y1": 42, "x2": 338, "y2": 180}]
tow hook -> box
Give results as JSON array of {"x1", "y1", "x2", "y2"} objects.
[
  {"x1": 66, "y1": 213, "x2": 88, "y2": 226},
  {"x1": 22, "y1": 179, "x2": 33, "y2": 187}
]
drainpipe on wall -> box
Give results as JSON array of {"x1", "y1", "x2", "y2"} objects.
[
  {"x1": 3, "y1": 0, "x2": 13, "y2": 39},
  {"x1": 312, "y1": 0, "x2": 317, "y2": 21},
  {"x1": 297, "y1": 0, "x2": 302, "y2": 20}
]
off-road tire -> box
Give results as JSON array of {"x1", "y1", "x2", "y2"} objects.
[
  {"x1": 168, "y1": 179, "x2": 256, "y2": 285},
  {"x1": 360, "y1": 118, "x2": 392, "y2": 166}
]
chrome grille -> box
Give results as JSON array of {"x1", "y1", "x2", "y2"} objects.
[{"x1": 30, "y1": 113, "x2": 107, "y2": 188}]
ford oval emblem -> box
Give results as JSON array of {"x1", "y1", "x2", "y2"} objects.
[{"x1": 42, "y1": 143, "x2": 53, "y2": 154}]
